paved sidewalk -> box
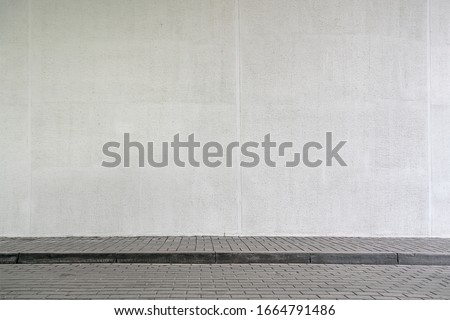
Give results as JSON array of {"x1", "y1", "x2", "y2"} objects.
[
  {"x1": 1, "y1": 236, "x2": 450, "y2": 265},
  {"x1": 1, "y1": 263, "x2": 450, "y2": 299}
]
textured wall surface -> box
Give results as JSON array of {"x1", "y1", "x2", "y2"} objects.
[
  {"x1": 431, "y1": 0, "x2": 450, "y2": 237},
  {"x1": 239, "y1": 0, "x2": 428, "y2": 236},
  {"x1": 0, "y1": 0, "x2": 448, "y2": 237}
]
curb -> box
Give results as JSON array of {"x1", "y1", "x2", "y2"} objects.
[
  {"x1": 115, "y1": 252, "x2": 215, "y2": 264},
  {"x1": 1, "y1": 252, "x2": 450, "y2": 265},
  {"x1": 0, "y1": 253, "x2": 18, "y2": 264},
  {"x1": 18, "y1": 253, "x2": 116, "y2": 264},
  {"x1": 310, "y1": 252, "x2": 398, "y2": 265},
  {"x1": 398, "y1": 253, "x2": 450, "y2": 265},
  {"x1": 216, "y1": 252, "x2": 310, "y2": 264}
]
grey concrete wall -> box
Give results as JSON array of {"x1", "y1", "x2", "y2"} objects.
[
  {"x1": 0, "y1": 0, "x2": 448, "y2": 237},
  {"x1": 431, "y1": 0, "x2": 450, "y2": 237}
]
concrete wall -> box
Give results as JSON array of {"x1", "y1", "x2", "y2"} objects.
[
  {"x1": 0, "y1": 0, "x2": 448, "y2": 237},
  {"x1": 431, "y1": 0, "x2": 450, "y2": 237}
]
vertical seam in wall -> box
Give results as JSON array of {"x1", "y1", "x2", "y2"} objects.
[
  {"x1": 27, "y1": 0, "x2": 32, "y2": 233},
  {"x1": 235, "y1": 0, "x2": 242, "y2": 235},
  {"x1": 427, "y1": 0, "x2": 432, "y2": 237}
]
